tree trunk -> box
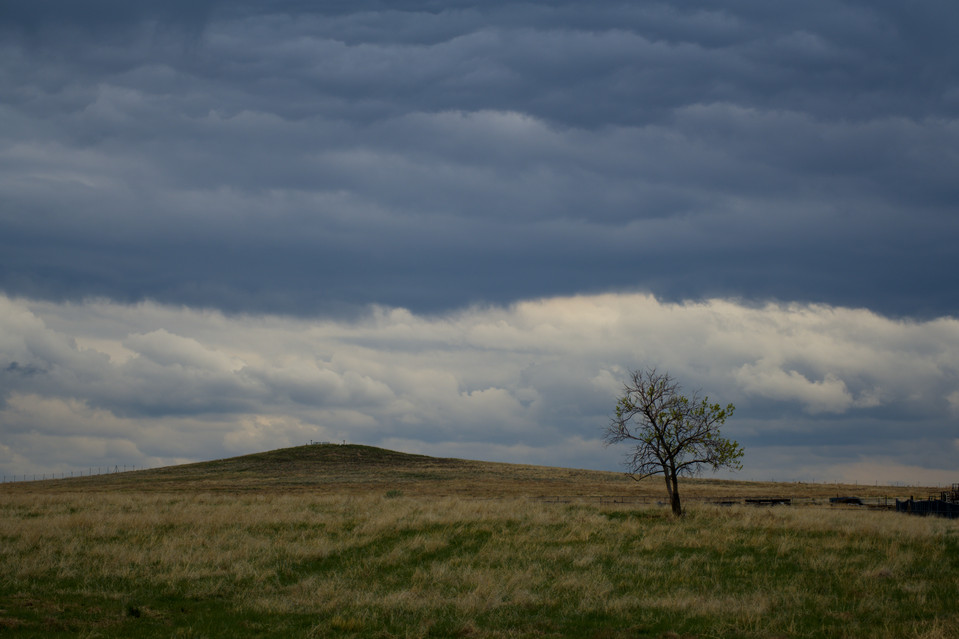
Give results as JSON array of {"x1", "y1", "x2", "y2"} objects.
[{"x1": 667, "y1": 471, "x2": 683, "y2": 517}]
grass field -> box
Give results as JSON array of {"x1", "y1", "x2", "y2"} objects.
[{"x1": 1, "y1": 445, "x2": 957, "y2": 638}]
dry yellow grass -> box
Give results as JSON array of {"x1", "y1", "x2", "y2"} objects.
[
  {"x1": 2, "y1": 488, "x2": 957, "y2": 638},
  {"x1": 1, "y1": 445, "x2": 954, "y2": 637}
]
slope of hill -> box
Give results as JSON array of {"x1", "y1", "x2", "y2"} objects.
[
  {"x1": 1, "y1": 443, "x2": 926, "y2": 500},
  {"x1": 2, "y1": 444, "x2": 634, "y2": 497}
]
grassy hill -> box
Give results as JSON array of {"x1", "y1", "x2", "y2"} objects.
[{"x1": 2, "y1": 443, "x2": 926, "y2": 501}]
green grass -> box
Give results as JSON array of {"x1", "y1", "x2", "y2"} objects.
[{"x1": 2, "y1": 491, "x2": 958, "y2": 638}]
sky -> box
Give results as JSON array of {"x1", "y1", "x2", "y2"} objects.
[{"x1": 1, "y1": 1, "x2": 958, "y2": 485}]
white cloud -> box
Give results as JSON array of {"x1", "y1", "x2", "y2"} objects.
[
  {"x1": 123, "y1": 329, "x2": 244, "y2": 372},
  {"x1": 1, "y1": 292, "x2": 958, "y2": 483},
  {"x1": 735, "y1": 365, "x2": 854, "y2": 414},
  {"x1": 948, "y1": 390, "x2": 959, "y2": 417}
]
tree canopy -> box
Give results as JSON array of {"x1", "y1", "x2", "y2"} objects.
[{"x1": 604, "y1": 368, "x2": 743, "y2": 516}]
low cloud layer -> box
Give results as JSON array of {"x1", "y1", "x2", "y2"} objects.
[{"x1": 2, "y1": 293, "x2": 957, "y2": 485}]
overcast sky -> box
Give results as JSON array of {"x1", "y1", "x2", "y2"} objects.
[{"x1": 2, "y1": 1, "x2": 958, "y2": 484}]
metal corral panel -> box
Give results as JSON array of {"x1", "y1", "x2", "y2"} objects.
[{"x1": 896, "y1": 499, "x2": 959, "y2": 518}]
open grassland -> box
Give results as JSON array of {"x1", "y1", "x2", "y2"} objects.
[
  {"x1": 2, "y1": 444, "x2": 929, "y2": 501},
  {"x1": 2, "y1": 446, "x2": 956, "y2": 638}
]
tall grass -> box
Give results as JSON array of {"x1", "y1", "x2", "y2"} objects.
[{"x1": 2, "y1": 492, "x2": 957, "y2": 638}]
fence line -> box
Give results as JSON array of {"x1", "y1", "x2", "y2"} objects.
[
  {"x1": 0, "y1": 465, "x2": 944, "y2": 496},
  {"x1": 532, "y1": 495, "x2": 905, "y2": 508},
  {"x1": 2, "y1": 465, "x2": 147, "y2": 484}
]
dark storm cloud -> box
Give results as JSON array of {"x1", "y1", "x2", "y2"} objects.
[{"x1": 2, "y1": 1, "x2": 958, "y2": 317}]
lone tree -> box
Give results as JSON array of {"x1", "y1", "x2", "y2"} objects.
[{"x1": 604, "y1": 368, "x2": 743, "y2": 516}]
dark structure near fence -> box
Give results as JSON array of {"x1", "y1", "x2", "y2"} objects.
[
  {"x1": 745, "y1": 497, "x2": 791, "y2": 506},
  {"x1": 896, "y1": 484, "x2": 959, "y2": 519},
  {"x1": 830, "y1": 496, "x2": 863, "y2": 506}
]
